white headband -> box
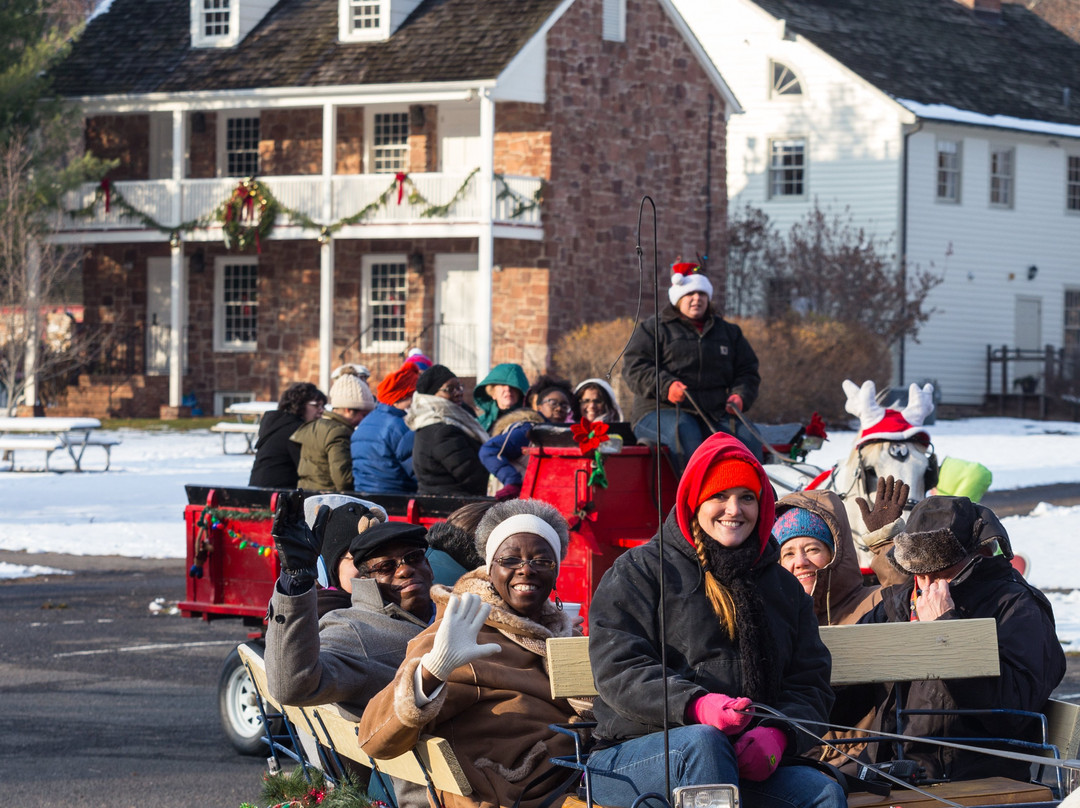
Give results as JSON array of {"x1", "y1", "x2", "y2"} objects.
[{"x1": 485, "y1": 514, "x2": 562, "y2": 572}]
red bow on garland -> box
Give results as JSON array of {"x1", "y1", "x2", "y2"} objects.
[
  {"x1": 571, "y1": 418, "x2": 610, "y2": 488},
  {"x1": 395, "y1": 172, "x2": 407, "y2": 205},
  {"x1": 100, "y1": 178, "x2": 111, "y2": 213}
]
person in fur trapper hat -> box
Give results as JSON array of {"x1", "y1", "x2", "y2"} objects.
[
  {"x1": 852, "y1": 496, "x2": 1065, "y2": 783},
  {"x1": 622, "y1": 258, "x2": 763, "y2": 471},
  {"x1": 357, "y1": 498, "x2": 584, "y2": 808},
  {"x1": 586, "y1": 433, "x2": 844, "y2": 808}
]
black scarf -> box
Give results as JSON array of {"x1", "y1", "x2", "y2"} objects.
[{"x1": 702, "y1": 539, "x2": 780, "y2": 704}]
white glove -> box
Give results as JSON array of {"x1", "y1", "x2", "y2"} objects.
[{"x1": 420, "y1": 593, "x2": 501, "y2": 681}]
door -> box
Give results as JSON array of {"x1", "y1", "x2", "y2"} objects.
[
  {"x1": 434, "y1": 254, "x2": 479, "y2": 377},
  {"x1": 146, "y1": 258, "x2": 188, "y2": 375},
  {"x1": 1014, "y1": 296, "x2": 1042, "y2": 391},
  {"x1": 438, "y1": 106, "x2": 481, "y2": 171}
]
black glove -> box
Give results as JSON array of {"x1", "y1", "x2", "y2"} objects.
[{"x1": 271, "y1": 491, "x2": 329, "y2": 591}]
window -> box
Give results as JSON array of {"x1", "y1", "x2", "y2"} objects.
[
  {"x1": 1068, "y1": 155, "x2": 1080, "y2": 212},
  {"x1": 768, "y1": 138, "x2": 806, "y2": 198},
  {"x1": 1065, "y1": 290, "x2": 1080, "y2": 374},
  {"x1": 936, "y1": 140, "x2": 961, "y2": 202},
  {"x1": 602, "y1": 0, "x2": 625, "y2": 42},
  {"x1": 372, "y1": 112, "x2": 409, "y2": 174},
  {"x1": 349, "y1": 0, "x2": 380, "y2": 31},
  {"x1": 214, "y1": 391, "x2": 254, "y2": 416},
  {"x1": 201, "y1": 0, "x2": 230, "y2": 37},
  {"x1": 215, "y1": 258, "x2": 258, "y2": 351},
  {"x1": 363, "y1": 256, "x2": 408, "y2": 351},
  {"x1": 990, "y1": 147, "x2": 1014, "y2": 208},
  {"x1": 770, "y1": 61, "x2": 802, "y2": 97},
  {"x1": 225, "y1": 116, "x2": 260, "y2": 177}
]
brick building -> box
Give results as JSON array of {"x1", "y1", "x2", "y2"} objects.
[{"x1": 50, "y1": 0, "x2": 738, "y2": 417}]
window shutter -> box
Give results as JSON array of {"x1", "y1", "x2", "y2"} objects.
[{"x1": 602, "y1": 0, "x2": 625, "y2": 42}]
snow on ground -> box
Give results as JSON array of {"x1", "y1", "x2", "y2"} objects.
[{"x1": 2, "y1": 418, "x2": 1080, "y2": 645}]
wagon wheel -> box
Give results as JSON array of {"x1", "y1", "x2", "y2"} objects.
[{"x1": 218, "y1": 643, "x2": 271, "y2": 755}]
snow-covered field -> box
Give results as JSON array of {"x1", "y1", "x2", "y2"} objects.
[{"x1": 2, "y1": 417, "x2": 1080, "y2": 645}]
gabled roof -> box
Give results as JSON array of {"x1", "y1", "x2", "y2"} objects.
[
  {"x1": 52, "y1": 0, "x2": 566, "y2": 97},
  {"x1": 749, "y1": 0, "x2": 1080, "y2": 128}
]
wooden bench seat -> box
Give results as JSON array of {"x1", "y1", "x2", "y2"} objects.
[{"x1": 211, "y1": 422, "x2": 259, "y2": 454}]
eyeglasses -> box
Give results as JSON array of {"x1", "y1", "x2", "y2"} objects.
[
  {"x1": 306, "y1": 400, "x2": 326, "y2": 407},
  {"x1": 539, "y1": 398, "x2": 570, "y2": 411},
  {"x1": 494, "y1": 556, "x2": 557, "y2": 571},
  {"x1": 579, "y1": 398, "x2": 606, "y2": 407},
  {"x1": 438, "y1": 382, "x2": 465, "y2": 394},
  {"x1": 359, "y1": 548, "x2": 428, "y2": 577}
]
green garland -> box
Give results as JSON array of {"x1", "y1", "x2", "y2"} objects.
[
  {"x1": 66, "y1": 167, "x2": 541, "y2": 250},
  {"x1": 240, "y1": 767, "x2": 374, "y2": 808}
]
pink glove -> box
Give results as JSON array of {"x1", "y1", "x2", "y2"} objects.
[
  {"x1": 667, "y1": 381, "x2": 688, "y2": 404},
  {"x1": 734, "y1": 726, "x2": 787, "y2": 781},
  {"x1": 688, "y1": 693, "x2": 753, "y2": 735},
  {"x1": 726, "y1": 394, "x2": 744, "y2": 414}
]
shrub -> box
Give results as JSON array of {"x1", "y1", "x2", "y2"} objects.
[
  {"x1": 551, "y1": 318, "x2": 636, "y2": 414},
  {"x1": 734, "y1": 316, "x2": 892, "y2": 424}
]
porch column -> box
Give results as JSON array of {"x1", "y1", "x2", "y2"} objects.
[
  {"x1": 319, "y1": 103, "x2": 336, "y2": 393},
  {"x1": 23, "y1": 241, "x2": 41, "y2": 409},
  {"x1": 168, "y1": 109, "x2": 186, "y2": 408},
  {"x1": 476, "y1": 88, "x2": 495, "y2": 378}
]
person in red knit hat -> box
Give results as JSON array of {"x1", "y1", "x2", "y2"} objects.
[
  {"x1": 586, "y1": 433, "x2": 843, "y2": 808},
  {"x1": 622, "y1": 260, "x2": 763, "y2": 472},
  {"x1": 350, "y1": 363, "x2": 421, "y2": 495}
]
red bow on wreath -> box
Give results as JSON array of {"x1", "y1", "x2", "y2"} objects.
[{"x1": 571, "y1": 418, "x2": 610, "y2": 488}]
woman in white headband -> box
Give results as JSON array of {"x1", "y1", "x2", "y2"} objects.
[{"x1": 357, "y1": 499, "x2": 582, "y2": 808}]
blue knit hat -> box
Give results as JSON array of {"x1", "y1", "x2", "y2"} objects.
[{"x1": 773, "y1": 508, "x2": 834, "y2": 551}]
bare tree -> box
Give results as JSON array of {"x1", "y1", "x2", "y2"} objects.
[{"x1": 724, "y1": 204, "x2": 781, "y2": 318}]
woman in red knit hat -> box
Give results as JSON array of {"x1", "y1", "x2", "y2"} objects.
[{"x1": 586, "y1": 432, "x2": 843, "y2": 808}]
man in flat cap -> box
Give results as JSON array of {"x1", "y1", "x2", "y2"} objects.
[
  {"x1": 264, "y1": 491, "x2": 435, "y2": 720},
  {"x1": 854, "y1": 496, "x2": 1065, "y2": 783}
]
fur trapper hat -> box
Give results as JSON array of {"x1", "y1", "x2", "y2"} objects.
[
  {"x1": 889, "y1": 496, "x2": 984, "y2": 575},
  {"x1": 475, "y1": 498, "x2": 569, "y2": 573}
]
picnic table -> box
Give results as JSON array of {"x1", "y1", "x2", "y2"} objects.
[
  {"x1": 0, "y1": 417, "x2": 121, "y2": 472},
  {"x1": 211, "y1": 401, "x2": 278, "y2": 454}
]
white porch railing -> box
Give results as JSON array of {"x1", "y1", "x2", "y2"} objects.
[{"x1": 55, "y1": 173, "x2": 544, "y2": 232}]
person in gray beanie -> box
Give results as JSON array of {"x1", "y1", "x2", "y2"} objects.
[
  {"x1": 356, "y1": 498, "x2": 582, "y2": 808},
  {"x1": 852, "y1": 496, "x2": 1065, "y2": 783}
]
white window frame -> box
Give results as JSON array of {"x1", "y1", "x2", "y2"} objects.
[
  {"x1": 339, "y1": 0, "x2": 388, "y2": 42},
  {"x1": 769, "y1": 60, "x2": 803, "y2": 98},
  {"x1": 218, "y1": 113, "x2": 261, "y2": 178},
  {"x1": 361, "y1": 254, "x2": 409, "y2": 353},
  {"x1": 214, "y1": 391, "x2": 255, "y2": 416},
  {"x1": 365, "y1": 107, "x2": 410, "y2": 174},
  {"x1": 602, "y1": 0, "x2": 626, "y2": 42},
  {"x1": 190, "y1": 0, "x2": 237, "y2": 48},
  {"x1": 1067, "y1": 154, "x2": 1080, "y2": 214},
  {"x1": 767, "y1": 137, "x2": 807, "y2": 199},
  {"x1": 936, "y1": 139, "x2": 962, "y2": 203},
  {"x1": 213, "y1": 256, "x2": 259, "y2": 352},
  {"x1": 989, "y1": 146, "x2": 1014, "y2": 209}
]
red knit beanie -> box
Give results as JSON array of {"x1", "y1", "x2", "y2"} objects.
[
  {"x1": 695, "y1": 458, "x2": 762, "y2": 510},
  {"x1": 376, "y1": 363, "x2": 420, "y2": 405}
]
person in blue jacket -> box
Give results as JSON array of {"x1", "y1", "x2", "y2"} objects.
[
  {"x1": 479, "y1": 375, "x2": 574, "y2": 499},
  {"x1": 350, "y1": 363, "x2": 419, "y2": 495}
]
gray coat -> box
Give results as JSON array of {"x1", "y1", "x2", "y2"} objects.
[{"x1": 264, "y1": 577, "x2": 430, "y2": 721}]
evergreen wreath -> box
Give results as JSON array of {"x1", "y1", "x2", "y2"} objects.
[{"x1": 220, "y1": 178, "x2": 279, "y2": 252}]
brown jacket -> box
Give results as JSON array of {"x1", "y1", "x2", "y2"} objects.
[
  {"x1": 291, "y1": 411, "x2": 355, "y2": 491},
  {"x1": 357, "y1": 571, "x2": 579, "y2": 808},
  {"x1": 776, "y1": 489, "x2": 882, "y2": 627}
]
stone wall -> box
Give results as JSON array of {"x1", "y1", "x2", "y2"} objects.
[
  {"x1": 259, "y1": 108, "x2": 322, "y2": 175},
  {"x1": 408, "y1": 104, "x2": 438, "y2": 173},
  {"x1": 494, "y1": 103, "x2": 550, "y2": 178},
  {"x1": 189, "y1": 111, "x2": 217, "y2": 179},
  {"x1": 336, "y1": 107, "x2": 364, "y2": 174},
  {"x1": 85, "y1": 115, "x2": 150, "y2": 181}
]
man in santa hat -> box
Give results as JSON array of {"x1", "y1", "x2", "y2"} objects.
[{"x1": 622, "y1": 259, "x2": 762, "y2": 470}]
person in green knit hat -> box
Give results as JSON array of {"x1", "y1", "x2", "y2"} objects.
[{"x1": 472, "y1": 363, "x2": 529, "y2": 431}]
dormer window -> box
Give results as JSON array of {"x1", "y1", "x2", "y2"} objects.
[
  {"x1": 770, "y1": 60, "x2": 803, "y2": 97},
  {"x1": 340, "y1": 0, "x2": 388, "y2": 41},
  {"x1": 191, "y1": 0, "x2": 275, "y2": 48},
  {"x1": 350, "y1": 0, "x2": 381, "y2": 31},
  {"x1": 202, "y1": 0, "x2": 230, "y2": 37}
]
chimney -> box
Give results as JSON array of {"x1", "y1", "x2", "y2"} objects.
[{"x1": 956, "y1": 0, "x2": 1002, "y2": 16}]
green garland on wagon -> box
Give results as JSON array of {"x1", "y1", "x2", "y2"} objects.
[{"x1": 239, "y1": 767, "x2": 376, "y2": 808}]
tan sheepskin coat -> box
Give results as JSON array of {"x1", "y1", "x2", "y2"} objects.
[{"x1": 356, "y1": 570, "x2": 579, "y2": 808}]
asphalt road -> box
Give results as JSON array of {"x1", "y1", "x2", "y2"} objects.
[
  {"x1": 0, "y1": 553, "x2": 265, "y2": 808},
  {"x1": 3, "y1": 481, "x2": 1080, "y2": 808}
]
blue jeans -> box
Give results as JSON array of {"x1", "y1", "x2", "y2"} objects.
[
  {"x1": 588, "y1": 726, "x2": 845, "y2": 808},
  {"x1": 634, "y1": 409, "x2": 763, "y2": 473}
]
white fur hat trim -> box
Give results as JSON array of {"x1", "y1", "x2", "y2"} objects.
[
  {"x1": 485, "y1": 513, "x2": 562, "y2": 572},
  {"x1": 668, "y1": 272, "x2": 714, "y2": 307}
]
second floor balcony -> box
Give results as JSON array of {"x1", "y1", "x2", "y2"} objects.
[{"x1": 56, "y1": 172, "x2": 544, "y2": 238}]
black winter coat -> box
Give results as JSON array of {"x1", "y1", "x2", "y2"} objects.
[
  {"x1": 588, "y1": 511, "x2": 833, "y2": 753},
  {"x1": 411, "y1": 423, "x2": 488, "y2": 496},
  {"x1": 248, "y1": 410, "x2": 303, "y2": 488},
  {"x1": 857, "y1": 554, "x2": 1065, "y2": 782},
  {"x1": 622, "y1": 306, "x2": 761, "y2": 427}
]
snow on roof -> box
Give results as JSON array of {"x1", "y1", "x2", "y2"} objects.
[{"x1": 898, "y1": 98, "x2": 1080, "y2": 141}]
